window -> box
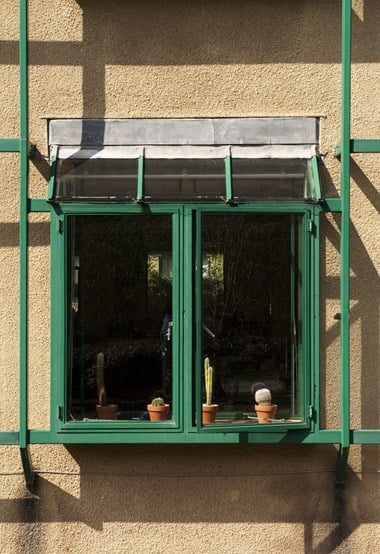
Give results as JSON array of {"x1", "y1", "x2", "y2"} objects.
[
  {"x1": 67, "y1": 213, "x2": 177, "y2": 423},
  {"x1": 195, "y1": 212, "x2": 305, "y2": 428},
  {"x1": 49, "y1": 118, "x2": 320, "y2": 438}
]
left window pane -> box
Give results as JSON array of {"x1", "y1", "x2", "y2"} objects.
[{"x1": 67, "y1": 215, "x2": 173, "y2": 421}]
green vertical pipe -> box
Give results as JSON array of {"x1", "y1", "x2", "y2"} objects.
[
  {"x1": 340, "y1": 0, "x2": 352, "y2": 449},
  {"x1": 225, "y1": 155, "x2": 233, "y2": 203},
  {"x1": 19, "y1": 0, "x2": 29, "y2": 449},
  {"x1": 137, "y1": 155, "x2": 144, "y2": 202}
]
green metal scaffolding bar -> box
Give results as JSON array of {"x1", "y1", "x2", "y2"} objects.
[
  {"x1": 19, "y1": 0, "x2": 34, "y2": 489},
  {"x1": 350, "y1": 139, "x2": 380, "y2": 153},
  {"x1": 340, "y1": 0, "x2": 352, "y2": 451},
  {"x1": 0, "y1": 138, "x2": 21, "y2": 152},
  {"x1": 334, "y1": 0, "x2": 352, "y2": 484}
]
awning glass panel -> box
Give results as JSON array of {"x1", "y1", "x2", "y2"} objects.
[
  {"x1": 144, "y1": 158, "x2": 225, "y2": 201},
  {"x1": 50, "y1": 147, "x2": 322, "y2": 203},
  {"x1": 55, "y1": 158, "x2": 138, "y2": 202},
  {"x1": 232, "y1": 158, "x2": 306, "y2": 200}
]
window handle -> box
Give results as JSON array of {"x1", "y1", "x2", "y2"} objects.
[{"x1": 167, "y1": 321, "x2": 173, "y2": 341}]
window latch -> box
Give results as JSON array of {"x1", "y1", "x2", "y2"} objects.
[
  {"x1": 308, "y1": 405, "x2": 315, "y2": 420},
  {"x1": 167, "y1": 321, "x2": 173, "y2": 341}
]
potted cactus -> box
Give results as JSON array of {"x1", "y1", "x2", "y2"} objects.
[
  {"x1": 254, "y1": 387, "x2": 277, "y2": 423},
  {"x1": 95, "y1": 352, "x2": 118, "y2": 419},
  {"x1": 202, "y1": 357, "x2": 219, "y2": 424},
  {"x1": 147, "y1": 397, "x2": 170, "y2": 421}
]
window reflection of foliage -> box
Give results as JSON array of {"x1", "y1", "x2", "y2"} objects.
[
  {"x1": 202, "y1": 253, "x2": 223, "y2": 320},
  {"x1": 147, "y1": 253, "x2": 172, "y2": 334},
  {"x1": 74, "y1": 215, "x2": 171, "y2": 342},
  {"x1": 203, "y1": 214, "x2": 292, "y2": 340}
]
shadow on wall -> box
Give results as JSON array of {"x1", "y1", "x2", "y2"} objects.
[
  {"x1": 0, "y1": 444, "x2": 379, "y2": 552},
  {"x1": 0, "y1": 1, "x2": 380, "y2": 122},
  {"x1": 0, "y1": 222, "x2": 50, "y2": 248},
  {"x1": 320, "y1": 161, "x2": 380, "y2": 433}
]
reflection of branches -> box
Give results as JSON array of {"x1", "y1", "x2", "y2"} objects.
[
  {"x1": 203, "y1": 214, "x2": 292, "y2": 338},
  {"x1": 76, "y1": 215, "x2": 172, "y2": 341}
]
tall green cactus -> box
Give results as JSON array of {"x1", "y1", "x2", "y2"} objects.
[{"x1": 204, "y1": 357, "x2": 213, "y2": 405}]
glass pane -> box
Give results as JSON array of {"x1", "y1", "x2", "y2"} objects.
[
  {"x1": 199, "y1": 213, "x2": 303, "y2": 425},
  {"x1": 144, "y1": 159, "x2": 225, "y2": 201},
  {"x1": 56, "y1": 158, "x2": 138, "y2": 201},
  {"x1": 232, "y1": 159, "x2": 306, "y2": 200},
  {"x1": 67, "y1": 215, "x2": 173, "y2": 421}
]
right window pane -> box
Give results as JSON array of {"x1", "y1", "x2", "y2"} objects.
[{"x1": 200, "y1": 213, "x2": 304, "y2": 425}]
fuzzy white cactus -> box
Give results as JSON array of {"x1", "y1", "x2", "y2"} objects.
[{"x1": 255, "y1": 388, "x2": 272, "y2": 406}]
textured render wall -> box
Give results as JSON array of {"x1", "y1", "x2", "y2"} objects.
[{"x1": 0, "y1": 0, "x2": 379, "y2": 552}]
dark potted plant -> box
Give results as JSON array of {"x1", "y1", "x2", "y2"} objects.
[{"x1": 95, "y1": 352, "x2": 118, "y2": 419}]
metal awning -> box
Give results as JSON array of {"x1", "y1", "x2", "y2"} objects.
[{"x1": 48, "y1": 118, "x2": 322, "y2": 203}]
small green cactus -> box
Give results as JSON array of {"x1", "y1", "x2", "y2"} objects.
[
  {"x1": 204, "y1": 357, "x2": 213, "y2": 405},
  {"x1": 151, "y1": 397, "x2": 166, "y2": 407}
]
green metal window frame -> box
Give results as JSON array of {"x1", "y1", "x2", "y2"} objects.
[
  {"x1": 51, "y1": 204, "x2": 184, "y2": 435},
  {"x1": 191, "y1": 205, "x2": 314, "y2": 434},
  {"x1": 50, "y1": 200, "x2": 320, "y2": 442}
]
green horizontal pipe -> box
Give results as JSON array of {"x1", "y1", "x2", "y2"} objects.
[
  {"x1": 0, "y1": 431, "x2": 19, "y2": 444},
  {"x1": 0, "y1": 138, "x2": 21, "y2": 152},
  {"x1": 28, "y1": 198, "x2": 51, "y2": 212},
  {"x1": 28, "y1": 429, "x2": 342, "y2": 445},
  {"x1": 350, "y1": 139, "x2": 380, "y2": 153},
  {"x1": 352, "y1": 430, "x2": 380, "y2": 444},
  {"x1": 320, "y1": 198, "x2": 342, "y2": 212}
]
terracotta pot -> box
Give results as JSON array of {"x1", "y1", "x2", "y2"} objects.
[
  {"x1": 96, "y1": 404, "x2": 118, "y2": 420},
  {"x1": 147, "y1": 404, "x2": 170, "y2": 421},
  {"x1": 255, "y1": 404, "x2": 277, "y2": 424},
  {"x1": 202, "y1": 404, "x2": 219, "y2": 424}
]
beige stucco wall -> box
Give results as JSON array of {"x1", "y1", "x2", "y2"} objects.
[{"x1": 1, "y1": 0, "x2": 379, "y2": 552}]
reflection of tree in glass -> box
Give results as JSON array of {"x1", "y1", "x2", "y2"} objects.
[{"x1": 203, "y1": 214, "x2": 291, "y2": 337}]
